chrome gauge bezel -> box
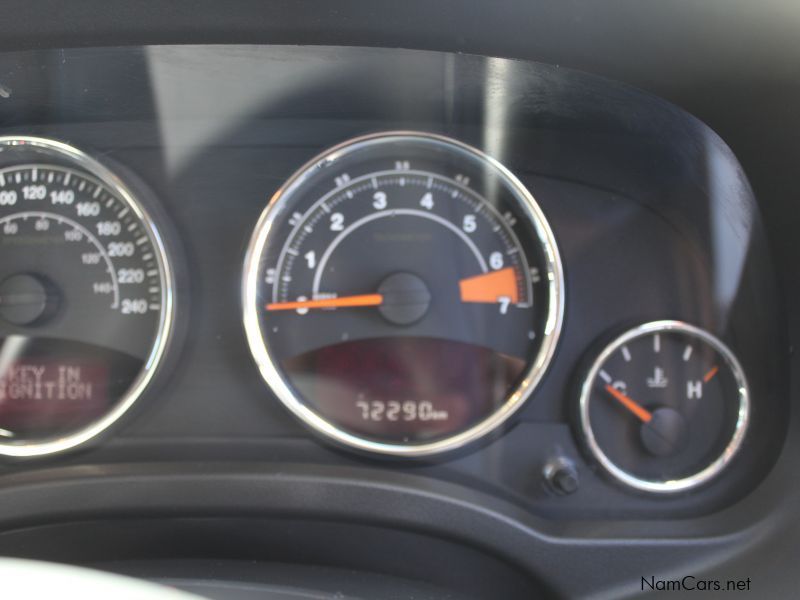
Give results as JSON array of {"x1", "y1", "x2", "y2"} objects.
[
  {"x1": 0, "y1": 136, "x2": 176, "y2": 457},
  {"x1": 243, "y1": 131, "x2": 565, "y2": 457},
  {"x1": 579, "y1": 320, "x2": 750, "y2": 493}
]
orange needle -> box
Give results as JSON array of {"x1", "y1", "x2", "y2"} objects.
[
  {"x1": 266, "y1": 294, "x2": 384, "y2": 312},
  {"x1": 459, "y1": 267, "x2": 519, "y2": 304},
  {"x1": 703, "y1": 366, "x2": 719, "y2": 383},
  {"x1": 604, "y1": 384, "x2": 653, "y2": 423}
]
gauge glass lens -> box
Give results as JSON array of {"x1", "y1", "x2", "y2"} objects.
[
  {"x1": 579, "y1": 321, "x2": 748, "y2": 493},
  {"x1": 0, "y1": 137, "x2": 173, "y2": 455},
  {"x1": 244, "y1": 132, "x2": 563, "y2": 455}
]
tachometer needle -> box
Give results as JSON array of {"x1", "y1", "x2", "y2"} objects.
[
  {"x1": 604, "y1": 384, "x2": 653, "y2": 423},
  {"x1": 266, "y1": 294, "x2": 384, "y2": 311},
  {"x1": 459, "y1": 267, "x2": 519, "y2": 304}
]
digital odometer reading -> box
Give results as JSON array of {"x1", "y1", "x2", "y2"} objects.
[
  {"x1": 244, "y1": 132, "x2": 563, "y2": 455},
  {"x1": 0, "y1": 137, "x2": 173, "y2": 455}
]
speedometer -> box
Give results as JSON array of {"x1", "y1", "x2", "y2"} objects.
[
  {"x1": 243, "y1": 132, "x2": 563, "y2": 456},
  {"x1": 0, "y1": 137, "x2": 174, "y2": 456}
]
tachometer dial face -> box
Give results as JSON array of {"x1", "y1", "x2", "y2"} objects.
[
  {"x1": 579, "y1": 321, "x2": 749, "y2": 493},
  {"x1": 0, "y1": 137, "x2": 174, "y2": 456},
  {"x1": 244, "y1": 132, "x2": 563, "y2": 456}
]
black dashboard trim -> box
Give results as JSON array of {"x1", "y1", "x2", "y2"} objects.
[{"x1": 0, "y1": 461, "x2": 772, "y2": 598}]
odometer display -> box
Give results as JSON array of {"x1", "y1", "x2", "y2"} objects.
[
  {"x1": 244, "y1": 132, "x2": 563, "y2": 456},
  {"x1": 0, "y1": 137, "x2": 174, "y2": 456}
]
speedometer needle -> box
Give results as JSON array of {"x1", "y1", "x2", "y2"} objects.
[
  {"x1": 266, "y1": 293, "x2": 384, "y2": 311},
  {"x1": 604, "y1": 384, "x2": 653, "y2": 423}
]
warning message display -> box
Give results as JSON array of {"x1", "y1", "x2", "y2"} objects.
[{"x1": 0, "y1": 361, "x2": 109, "y2": 431}]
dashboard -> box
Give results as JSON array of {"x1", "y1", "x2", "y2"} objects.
[{"x1": 0, "y1": 4, "x2": 798, "y2": 598}]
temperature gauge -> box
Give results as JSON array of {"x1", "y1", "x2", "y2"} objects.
[{"x1": 578, "y1": 321, "x2": 749, "y2": 493}]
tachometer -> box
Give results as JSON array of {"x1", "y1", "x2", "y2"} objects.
[
  {"x1": 243, "y1": 132, "x2": 563, "y2": 456},
  {"x1": 0, "y1": 137, "x2": 174, "y2": 456}
]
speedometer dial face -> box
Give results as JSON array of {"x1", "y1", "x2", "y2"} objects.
[
  {"x1": 0, "y1": 137, "x2": 174, "y2": 456},
  {"x1": 244, "y1": 132, "x2": 563, "y2": 456}
]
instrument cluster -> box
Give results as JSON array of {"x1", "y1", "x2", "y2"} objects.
[{"x1": 0, "y1": 45, "x2": 786, "y2": 519}]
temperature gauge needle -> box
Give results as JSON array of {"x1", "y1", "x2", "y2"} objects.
[
  {"x1": 459, "y1": 267, "x2": 519, "y2": 304},
  {"x1": 604, "y1": 384, "x2": 653, "y2": 423},
  {"x1": 266, "y1": 294, "x2": 384, "y2": 312}
]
